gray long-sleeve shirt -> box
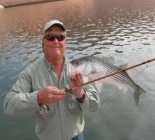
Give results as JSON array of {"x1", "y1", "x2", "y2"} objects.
[{"x1": 3, "y1": 56, "x2": 100, "y2": 140}]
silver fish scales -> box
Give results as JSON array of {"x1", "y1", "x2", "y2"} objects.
[{"x1": 68, "y1": 56, "x2": 146, "y2": 106}]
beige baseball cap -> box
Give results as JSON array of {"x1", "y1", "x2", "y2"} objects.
[{"x1": 43, "y1": 19, "x2": 66, "y2": 33}]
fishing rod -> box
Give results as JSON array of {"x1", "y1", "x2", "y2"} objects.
[{"x1": 65, "y1": 57, "x2": 155, "y2": 92}]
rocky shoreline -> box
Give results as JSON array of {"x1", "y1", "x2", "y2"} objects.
[{"x1": 1, "y1": 0, "x2": 63, "y2": 8}]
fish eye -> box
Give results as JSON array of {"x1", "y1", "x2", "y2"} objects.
[{"x1": 75, "y1": 61, "x2": 79, "y2": 65}]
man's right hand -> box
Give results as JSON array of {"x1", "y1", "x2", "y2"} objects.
[{"x1": 37, "y1": 86, "x2": 66, "y2": 104}]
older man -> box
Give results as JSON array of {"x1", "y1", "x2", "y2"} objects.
[{"x1": 3, "y1": 19, "x2": 100, "y2": 140}]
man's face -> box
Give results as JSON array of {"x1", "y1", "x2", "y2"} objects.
[{"x1": 42, "y1": 25, "x2": 66, "y2": 60}]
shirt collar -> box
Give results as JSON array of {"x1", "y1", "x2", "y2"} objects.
[{"x1": 43, "y1": 55, "x2": 68, "y2": 71}]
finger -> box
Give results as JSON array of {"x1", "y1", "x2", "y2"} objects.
[
  {"x1": 77, "y1": 74, "x2": 82, "y2": 80},
  {"x1": 71, "y1": 71, "x2": 80, "y2": 79},
  {"x1": 69, "y1": 77, "x2": 76, "y2": 83},
  {"x1": 74, "y1": 74, "x2": 82, "y2": 84},
  {"x1": 74, "y1": 71, "x2": 79, "y2": 77},
  {"x1": 70, "y1": 72, "x2": 75, "y2": 79},
  {"x1": 71, "y1": 73, "x2": 78, "y2": 81}
]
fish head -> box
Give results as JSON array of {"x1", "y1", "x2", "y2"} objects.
[
  {"x1": 67, "y1": 62, "x2": 76, "y2": 77},
  {"x1": 70, "y1": 57, "x2": 93, "y2": 76}
]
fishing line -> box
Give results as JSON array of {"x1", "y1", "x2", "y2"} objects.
[{"x1": 100, "y1": 59, "x2": 155, "y2": 104}]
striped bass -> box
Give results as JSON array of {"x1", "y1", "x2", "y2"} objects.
[{"x1": 68, "y1": 56, "x2": 146, "y2": 105}]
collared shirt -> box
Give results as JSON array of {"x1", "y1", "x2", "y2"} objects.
[{"x1": 3, "y1": 56, "x2": 100, "y2": 140}]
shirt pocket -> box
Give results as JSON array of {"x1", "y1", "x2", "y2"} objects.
[{"x1": 66, "y1": 91, "x2": 82, "y2": 114}]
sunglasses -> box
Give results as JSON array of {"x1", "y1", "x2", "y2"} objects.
[{"x1": 44, "y1": 34, "x2": 65, "y2": 42}]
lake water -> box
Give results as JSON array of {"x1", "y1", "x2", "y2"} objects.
[{"x1": 1, "y1": 0, "x2": 155, "y2": 139}]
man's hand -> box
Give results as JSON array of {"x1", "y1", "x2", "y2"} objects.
[
  {"x1": 37, "y1": 86, "x2": 66, "y2": 104},
  {"x1": 69, "y1": 72, "x2": 84, "y2": 99}
]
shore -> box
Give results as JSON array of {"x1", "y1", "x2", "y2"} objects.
[{"x1": 1, "y1": 0, "x2": 63, "y2": 8}]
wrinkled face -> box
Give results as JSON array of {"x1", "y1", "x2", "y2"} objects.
[
  {"x1": 70, "y1": 58, "x2": 93, "y2": 76},
  {"x1": 42, "y1": 25, "x2": 66, "y2": 60}
]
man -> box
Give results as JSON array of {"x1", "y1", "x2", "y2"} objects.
[{"x1": 3, "y1": 19, "x2": 100, "y2": 140}]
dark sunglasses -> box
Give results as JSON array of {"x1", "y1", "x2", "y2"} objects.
[{"x1": 44, "y1": 34, "x2": 65, "y2": 41}]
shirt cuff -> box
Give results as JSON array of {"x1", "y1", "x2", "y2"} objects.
[{"x1": 28, "y1": 91, "x2": 40, "y2": 111}]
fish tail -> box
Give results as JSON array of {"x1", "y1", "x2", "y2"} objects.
[{"x1": 133, "y1": 84, "x2": 146, "y2": 106}]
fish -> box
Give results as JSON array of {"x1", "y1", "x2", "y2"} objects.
[{"x1": 68, "y1": 56, "x2": 146, "y2": 106}]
